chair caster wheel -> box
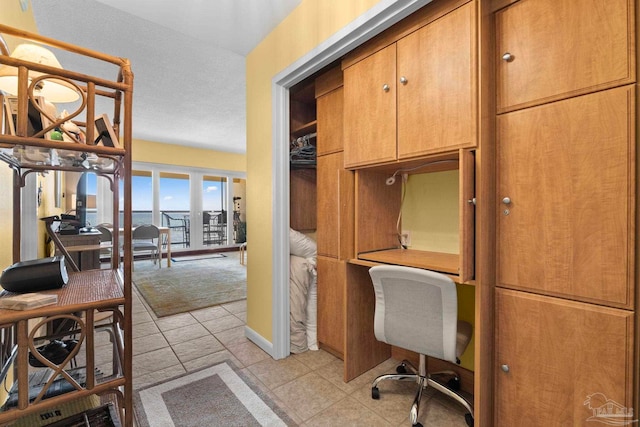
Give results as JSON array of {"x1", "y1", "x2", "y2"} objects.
[
  {"x1": 371, "y1": 387, "x2": 380, "y2": 399},
  {"x1": 447, "y1": 376, "x2": 461, "y2": 391},
  {"x1": 412, "y1": 423, "x2": 423, "y2": 427},
  {"x1": 465, "y1": 413, "x2": 474, "y2": 427},
  {"x1": 396, "y1": 363, "x2": 407, "y2": 374}
]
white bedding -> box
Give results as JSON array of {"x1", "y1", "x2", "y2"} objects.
[{"x1": 289, "y1": 228, "x2": 318, "y2": 353}]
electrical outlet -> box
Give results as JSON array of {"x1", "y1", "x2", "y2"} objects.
[{"x1": 400, "y1": 231, "x2": 411, "y2": 247}]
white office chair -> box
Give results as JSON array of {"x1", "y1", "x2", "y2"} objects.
[
  {"x1": 132, "y1": 224, "x2": 160, "y2": 270},
  {"x1": 368, "y1": 265, "x2": 474, "y2": 427}
]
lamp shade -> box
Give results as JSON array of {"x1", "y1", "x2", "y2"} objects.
[{"x1": 0, "y1": 43, "x2": 80, "y2": 102}]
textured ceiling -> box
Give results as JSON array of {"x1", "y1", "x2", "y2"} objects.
[{"x1": 30, "y1": 0, "x2": 302, "y2": 154}]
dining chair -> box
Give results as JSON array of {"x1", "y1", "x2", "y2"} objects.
[{"x1": 132, "y1": 224, "x2": 160, "y2": 271}]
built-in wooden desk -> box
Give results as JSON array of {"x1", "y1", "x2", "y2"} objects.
[
  {"x1": 358, "y1": 248, "x2": 457, "y2": 271},
  {"x1": 344, "y1": 255, "x2": 475, "y2": 394}
]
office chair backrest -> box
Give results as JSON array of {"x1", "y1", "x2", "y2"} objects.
[
  {"x1": 132, "y1": 224, "x2": 159, "y2": 241},
  {"x1": 369, "y1": 265, "x2": 459, "y2": 363}
]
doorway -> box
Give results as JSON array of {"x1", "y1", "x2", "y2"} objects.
[{"x1": 269, "y1": 0, "x2": 433, "y2": 359}]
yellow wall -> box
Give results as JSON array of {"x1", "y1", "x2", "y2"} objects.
[
  {"x1": 403, "y1": 170, "x2": 459, "y2": 254},
  {"x1": 246, "y1": 0, "x2": 383, "y2": 340},
  {"x1": 132, "y1": 138, "x2": 246, "y2": 172}
]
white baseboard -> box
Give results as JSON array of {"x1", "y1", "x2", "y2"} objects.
[{"x1": 244, "y1": 325, "x2": 277, "y2": 358}]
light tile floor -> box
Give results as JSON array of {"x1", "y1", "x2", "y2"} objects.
[{"x1": 122, "y1": 264, "x2": 471, "y2": 426}]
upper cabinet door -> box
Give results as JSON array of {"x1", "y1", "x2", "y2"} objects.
[
  {"x1": 343, "y1": 44, "x2": 397, "y2": 168},
  {"x1": 317, "y1": 87, "x2": 344, "y2": 156},
  {"x1": 497, "y1": 86, "x2": 635, "y2": 309},
  {"x1": 397, "y1": 2, "x2": 476, "y2": 158},
  {"x1": 496, "y1": 0, "x2": 635, "y2": 113}
]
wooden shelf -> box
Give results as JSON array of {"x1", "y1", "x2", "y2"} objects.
[
  {"x1": 355, "y1": 248, "x2": 462, "y2": 279},
  {"x1": 0, "y1": 143, "x2": 123, "y2": 174},
  {"x1": 0, "y1": 270, "x2": 124, "y2": 324},
  {"x1": 0, "y1": 22, "x2": 134, "y2": 426},
  {"x1": 291, "y1": 120, "x2": 317, "y2": 138}
]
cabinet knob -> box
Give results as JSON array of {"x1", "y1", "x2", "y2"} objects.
[
  {"x1": 399, "y1": 76, "x2": 408, "y2": 85},
  {"x1": 501, "y1": 364, "x2": 510, "y2": 373},
  {"x1": 502, "y1": 197, "x2": 511, "y2": 205},
  {"x1": 382, "y1": 84, "x2": 390, "y2": 92},
  {"x1": 502, "y1": 52, "x2": 514, "y2": 62}
]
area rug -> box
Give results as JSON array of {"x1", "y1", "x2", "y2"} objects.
[
  {"x1": 133, "y1": 361, "x2": 296, "y2": 427},
  {"x1": 133, "y1": 253, "x2": 246, "y2": 317}
]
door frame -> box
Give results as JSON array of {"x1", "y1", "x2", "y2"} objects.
[{"x1": 270, "y1": 0, "x2": 433, "y2": 359}]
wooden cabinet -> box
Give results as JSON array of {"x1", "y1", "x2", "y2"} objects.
[
  {"x1": 496, "y1": 289, "x2": 634, "y2": 427},
  {"x1": 316, "y1": 67, "x2": 344, "y2": 156},
  {"x1": 315, "y1": 67, "x2": 354, "y2": 359},
  {"x1": 290, "y1": 169, "x2": 316, "y2": 231},
  {"x1": 343, "y1": 44, "x2": 397, "y2": 167},
  {"x1": 343, "y1": 1, "x2": 476, "y2": 168},
  {"x1": 494, "y1": 1, "x2": 638, "y2": 424},
  {"x1": 396, "y1": 1, "x2": 475, "y2": 158},
  {"x1": 497, "y1": 86, "x2": 635, "y2": 308},
  {"x1": 495, "y1": 0, "x2": 635, "y2": 113},
  {"x1": 316, "y1": 256, "x2": 346, "y2": 357},
  {"x1": 317, "y1": 153, "x2": 354, "y2": 259}
]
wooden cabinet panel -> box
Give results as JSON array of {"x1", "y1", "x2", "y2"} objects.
[
  {"x1": 497, "y1": 86, "x2": 635, "y2": 308},
  {"x1": 317, "y1": 256, "x2": 346, "y2": 357},
  {"x1": 290, "y1": 169, "x2": 316, "y2": 231},
  {"x1": 317, "y1": 152, "x2": 354, "y2": 259},
  {"x1": 496, "y1": 288, "x2": 634, "y2": 427},
  {"x1": 496, "y1": 0, "x2": 635, "y2": 112},
  {"x1": 316, "y1": 87, "x2": 343, "y2": 156},
  {"x1": 345, "y1": 262, "x2": 391, "y2": 381},
  {"x1": 343, "y1": 44, "x2": 397, "y2": 168},
  {"x1": 397, "y1": 2, "x2": 475, "y2": 158}
]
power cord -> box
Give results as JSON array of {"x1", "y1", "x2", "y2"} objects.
[{"x1": 396, "y1": 174, "x2": 408, "y2": 249}]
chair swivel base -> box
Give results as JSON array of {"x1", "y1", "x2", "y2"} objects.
[{"x1": 371, "y1": 360, "x2": 474, "y2": 427}]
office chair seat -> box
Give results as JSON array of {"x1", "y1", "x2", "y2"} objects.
[{"x1": 369, "y1": 265, "x2": 474, "y2": 427}]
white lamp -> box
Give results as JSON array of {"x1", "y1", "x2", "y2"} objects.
[{"x1": 0, "y1": 43, "x2": 80, "y2": 102}]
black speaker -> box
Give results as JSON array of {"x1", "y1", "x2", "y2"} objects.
[{"x1": 0, "y1": 256, "x2": 69, "y2": 293}]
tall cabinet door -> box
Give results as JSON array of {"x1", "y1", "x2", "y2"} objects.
[
  {"x1": 496, "y1": 0, "x2": 635, "y2": 112},
  {"x1": 496, "y1": 86, "x2": 635, "y2": 308},
  {"x1": 496, "y1": 289, "x2": 634, "y2": 427},
  {"x1": 343, "y1": 44, "x2": 397, "y2": 168},
  {"x1": 317, "y1": 152, "x2": 354, "y2": 259},
  {"x1": 316, "y1": 256, "x2": 346, "y2": 357},
  {"x1": 397, "y1": 1, "x2": 475, "y2": 158}
]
